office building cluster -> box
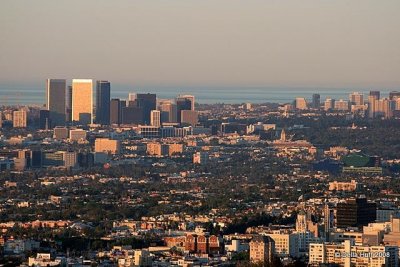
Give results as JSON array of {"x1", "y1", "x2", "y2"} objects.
[
  {"x1": 43, "y1": 79, "x2": 198, "y2": 128},
  {"x1": 292, "y1": 91, "x2": 400, "y2": 119}
]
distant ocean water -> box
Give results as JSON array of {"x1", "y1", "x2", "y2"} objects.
[{"x1": 0, "y1": 84, "x2": 394, "y2": 106}]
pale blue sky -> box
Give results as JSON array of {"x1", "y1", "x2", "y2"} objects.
[{"x1": 1, "y1": 0, "x2": 399, "y2": 88}]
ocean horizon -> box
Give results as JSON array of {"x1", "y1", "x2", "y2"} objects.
[{"x1": 0, "y1": 83, "x2": 397, "y2": 106}]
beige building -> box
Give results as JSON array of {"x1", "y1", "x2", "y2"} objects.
[
  {"x1": 263, "y1": 231, "x2": 300, "y2": 258},
  {"x1": 150, "y1": 110, "x2": 161, "y2": 127},
  {"x1": 117, "y1": 249, "x2": 152, "y2": 267},
  {"x1": 168, "y1": 143, "x2": 184, "y2": 156},
  {"x1": 69, "y1": 129, "x2": 87, "y2": 141},
  {"x1": 349, "y1": 92, "x2": 364, "y2": 106},
  {"x1": 295, "y1": 97, "x2": 308, "y2": 110},
  {"x1": 249, "y1": 236, "x2": 275, "y2": 264},
  {"x1": 59, "y1": 151, "x2": 78, "y2": 168},
  {"x1": 146, "y1": 143, "x2": 183, "y2": 156},
  {"x1": 146, "y1": 143, "x2": 169, "y2": 156},
  {"x1": 375, "y1": 98, "x2": 394, "y2": 119},
  {"x1": 159, "y1": 100, "x2": 177, "y2": 123},
  {"x1": 334, "y1": 99, "x2": 350, "y2": 111},
  {"x1": 309, "y1": 240, "x2": 398, "y2": 267},
  {"x1": 383, "y1": 217, "x2": 400, "y2": 246},
  {"x1": 72, "y1": 79, "x2": 93, "y2": 125},
  {"x1": 193, "y1": 152, "x2": 208, "y2": 165},
  {"x1": 324, "y1": 98, "x2": 334, "y2": 111},
  {"x1": 180, "y1": 110, "x2": 198, "y2": 126},
  {"x1": 13, "y1": 110, "x2": 27, "y2": 128},
  {"x1": 329, "y1": 180, "x2": 359, "y2": 191},
  {"x1": 95, "y1": 138, "x2": 121, "y2": 154},
  {"x1": 28, "y1": 253, "x2": 65, "y2": 267}
]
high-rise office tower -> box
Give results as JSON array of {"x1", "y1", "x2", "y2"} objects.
[
  {"x1": 46, "y1": 79, "x2": 66, "y2": 127},
  {"x1": 324, "y1": 98, "x2": 334, "y2": 111},
  {"x1": 121, "y1": 106, "x2": 143, "y2": 124},
  {"x1": 13, "y1": 110, "x2": 27, "y2": 128},
  {"x1": 336, "y1": 198, "x2": 376, "y2": 228},
  {"x1": 159, "y1": 100, "x2": 177, "y2": 123},
  {"x1": 368, "y1": 91, "x2": 380, "y2": 118},
  {"x1": 312, "y1": 94, "x2": 320, "y2": 109},
  {"x1": 368, "y1": 96, "x2": 376, "y2": 118},
  {"x1": 375, "y1": 98, "x2": 395, "y2": 119},
  {"x1": 39, "y1": 109, "x2": 50, "y2": 130},
  {"x1": 295, "y1": 97, "x2": 308, "y2": 110},
  {"x1": 349, "y1": 92, "x2": 364, "y2": 106},
  {"x1": 150, "y1": 110, "x2": 161, "y2": 127},
  {"x1": 110, "y1": 99, "x2": 121, "y2": 125},
  {"x1": 66, "y1": 85, "x2": 72, "y2": 123},
  {"x1": 95, "y1": 81, "x2": 111, "y2": 125},
  {"x1": 72, "y1": 79, "x2": 93, "y2": 125},
  {"x1": 136, "y1": 93, "x2": 156, "y2": 125},
  {"x1": 120, "y1": 100, "x2": 127, "y2": 122},
  {"x1": 334, "y1": 99, "x2": 349, "y2": 111},
  {"x1": 181, "y1": 110, "x2": 198, "y2": 126},
  {"x1": 128, "y1": 93, "x2": 137, "y2": 102},
  {"x1": 369, "y1": 90, "x2": 380, "y2": 100},
  {"x1": 176, "y1": 97, "x2": 192, "y2": 123},
  {"x1": 324, "y1": 203, "x2": 334, "y2": 241},
  {"x1": 177, "y1": 95, "x2": 195, "y2": 111}
]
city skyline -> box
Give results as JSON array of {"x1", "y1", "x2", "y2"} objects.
[{"x1": 2, "y1": 2, "x2": 400, "y2": 266}]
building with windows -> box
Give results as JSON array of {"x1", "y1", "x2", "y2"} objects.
[
  {"x1": 53, "y1": 127, "x2": 69, "y2": 140},
  {"x1": 150, "y1": 110, "x2": 161, "y2": 127},
  {"x1": 72, "y1": 79, "x2": 93, "y2": 125},
  {"x1": 312, "y1": 94, "x2": 320, "y2": 109},
  {"x1": 180, "y1": 110, "x2": 198, "y2": 126},
  {"x1": 159, "y1": 100, "x2": 177, "y2": 123},
  {"x1": 46, "y1": 79, "x2": 66, "y2": 127},
  {"x1": 334, "y1": 99, "x2": 350, "y2": 111},
  {"x1": 69, "y1": 129, "x2": 87, "y2": 142},
  {"x1": 95, "y1": 80, "x2": 111, "y2": 125},
  {"x1": 295, "y1": 98, "x2": 308, "y2": 110},
  {"x1": 249, "y1": 236, "x2": 275, "y2": 264},
  {"x1": 136, "y1": 93, "x2": 156, "y2": 125},
  {"x1": 13, "y1": 110, "x2": 27, "y2": 128},
  {"x1": 349, "y1": 92, "x2": 364, "y2": 106},
  {"x1": 324, "y1": 98, "x2": 334, "y2": 111},
  {"x1": 110, "y1": 99, "x2": 121, "y2": 125},
  {"x1": 309, "y1": 240, "x2": 398, "y2": 267},
  {"x1": 95, "y1": 138, "x2": 121, "y2": 154},
  {"x1": 336, "y1": 198, "x2": 377, "y2": 228}
]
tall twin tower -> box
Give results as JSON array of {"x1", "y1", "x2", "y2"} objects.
[{"x1": 45, "y1": 79, "x2": 110, "y2": 127}]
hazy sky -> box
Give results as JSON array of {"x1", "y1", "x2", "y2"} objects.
[{"x1": 1, "y1": 0, "x2": 399, "y2": 88}]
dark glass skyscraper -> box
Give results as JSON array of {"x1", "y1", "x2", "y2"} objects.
[
  {"x1": 336, "y1": 198, "x2": 376, "y2": 228},
  {"x1": 46, "y1": 79, "x2": 66, "y2": 128},
  {"x1": 110, "y1": 99, "x2": 121, "y2": 125},
  {"x1": 39, "y1": 109, "x2": 50, "y2": 130},
  {"x1": 176, "y1": 98, "x2": 192, "y2": 123},
  {"x1": 95, "y1": 81, "x2": 111, "y2": 125},
  {"x1": 312, "y1": 94, "x2": 320, "y2": 109},
  {"x1": 369, "y1": 90, "x2": 380, "y2": 100},
  {"x1": 66, "y1": 85, "x2": 72, "y2": 123},
  {"x1": 136, "y1": 93, "x2": 156, "y2": 125}
]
